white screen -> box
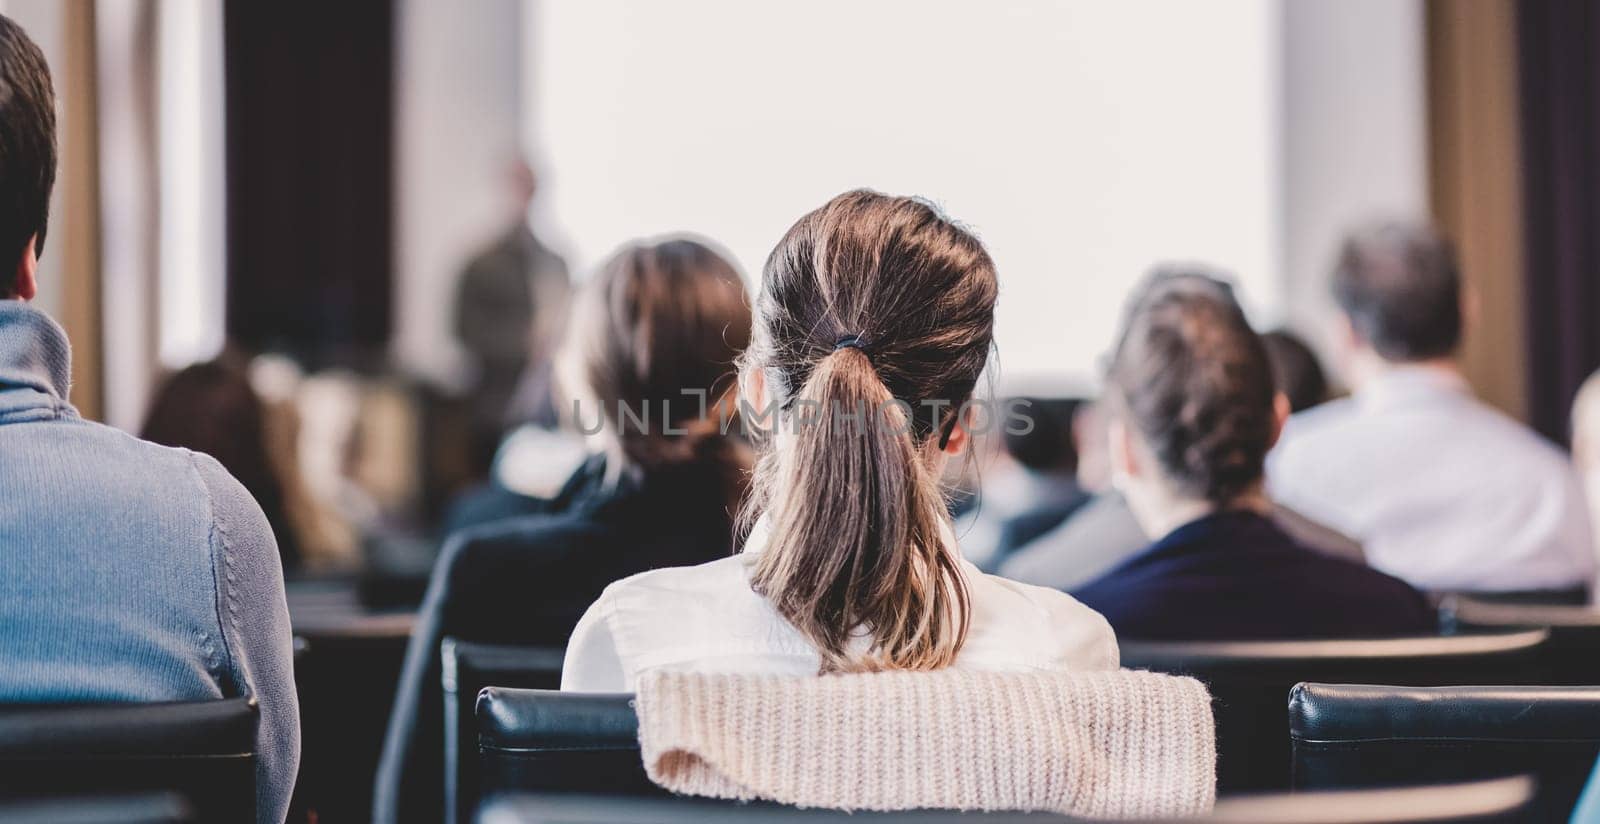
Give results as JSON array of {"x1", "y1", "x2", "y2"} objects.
[{"x1": 526, "y1": 0, "x2": 1281, "y2": 385}]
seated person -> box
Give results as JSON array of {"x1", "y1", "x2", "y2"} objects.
[
  {"x1": 0, "y1": 16, "x2": 297, "y2": 821},
  {"x1": 1071, "y1": 269, "x2": 1434, "y2": 641},
  {"x1": 1270, "y1": 222, "x2": 1595, "y2": 595},
  {"x1": 375, "y1": 237, "x2": 753, "y2": 823},
  {"x1": 998, "y1": 400, "x2": 1362, "y2": 591},
  {"x1": 956, "y1": 396, "x2": 1091, "y2": 571},
  {"x1": 562, "y1": 189, "x2": 1117, "y2": 690}
]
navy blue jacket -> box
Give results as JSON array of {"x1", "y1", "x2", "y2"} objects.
[{"x1": 1072, "y1": 510, "x2": 1435, "y2": 641}]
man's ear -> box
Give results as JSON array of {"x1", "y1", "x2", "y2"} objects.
[
  {"x1": 10, "y1": 234, "x2": 37, "y2": 301},
  {"x1": 1267, "y1": 392, "x2": 1291, "y2": 450}
]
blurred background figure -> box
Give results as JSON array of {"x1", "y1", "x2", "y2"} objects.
[
  {"x1": 957, "y1": 397, "x2": 1091, "y2": 571},
  {"x1": 376, "y1": 237, "x2": 752, "y2": 823},
  {"x1": 452, "y1": 158, "x2": 572, "y2": 471},
  {"x1": 1072, "y1": 269, "x2": 1433, "y2": 640},
  {"x1": 1270, "y1": 222, "x2": 1596, "y2": 596},
  {"x1": 142, "y1": 352, "x2": 303, "y2": 570},
  {"x1": 1262, "y1": 328, "x2": 1333, "y2": 413}
]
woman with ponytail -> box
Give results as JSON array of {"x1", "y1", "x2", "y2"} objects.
[
  {"x1": 562, "y1": 190, "x2": 1117, "y2": 689},
  {"x1": 1070, "y1": 268, "x2": 1434, "y2": 640}
]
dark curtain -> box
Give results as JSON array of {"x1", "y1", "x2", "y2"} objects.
[
  {"x1": 1517, "y1": 0, "x2": 1600, "y2": 444},
  {"x1": 224, "y1": 0, "x2": 395, "y2": 367}
]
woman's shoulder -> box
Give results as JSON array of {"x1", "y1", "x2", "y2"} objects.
[
  {"x1": 597, "y1": 552, "x2": 757, "y2": 611},
  {"x1": 966, "y1": 566, "x2": 1121, "y2": 670}
]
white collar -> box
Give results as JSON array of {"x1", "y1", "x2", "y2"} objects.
[
  {"x1": 740, "y1": 510, "x2": 963, "y2": 560},
  {"x1": 1356, "y1": 364, "x2": 1472, "y2": 412}
]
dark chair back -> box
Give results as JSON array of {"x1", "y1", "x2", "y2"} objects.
[
  {"x1": 1443, "y1": 594, "x2": 1600, "y2": 684},
  {"x1": 475, "y1": 687, "x2": 663, "y2": 809},
  {"x1": 0, "y1": 698, "x2": 256, "y2": 822},
  {"x1": 291, "y1": 603, "x2": 415, "y2": 821},
  {"x1": 0, "y1": 793, "x2": 193, "y2": 824},
  {"x1": 442, "y1": 639, "x2": 564, "y2": 824},
  {"x1": 1290, "y1": 682, "x2": 1600, "y2": 821},
  {"x1": 475, "y1": 776, "x2": 1535, "y2": 823},
  {"x1": 1121, "y1": 628, "x2": 1550, "y2": 792}
]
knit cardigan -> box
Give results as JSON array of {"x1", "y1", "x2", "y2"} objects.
[{"x1": 636, "y1": 668, "x2": 1216, "y2": 819}]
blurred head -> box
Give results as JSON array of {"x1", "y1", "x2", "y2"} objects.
[
  {"x1": 1261, "y1": 329, "x2": 1330, "y2": 413},
  {"x1": 1106, "y1": 268, "x2": 1287, "y2": 533},
  {"x1": 1002, "y1": 397, "x2": 1080, "y2": 476},
  {"x1": 0, "y1": 14, "x2": 57, "y2": 301},
  {"x1": 556, "y1": 237, "x2": 752, "y2": 487},
  {"x1": 142, "y1": 354, "x2": 298, "y2": 568},
  {"x1": 740, "y1": 189, "x2": 997, "y2": 673},
  {"x1": 1331, "y1": 222, "x2": 1463, "y2": 365}
]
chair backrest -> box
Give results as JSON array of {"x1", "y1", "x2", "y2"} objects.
[
  {"x1": 1443, "y1": 595, "x2": 1600, "y2": 684},
  {"x1": 292, "y1": 609, "x2": 415, "y2": 822},
  {"x1": 0, "y1": 698, "x2": 256, "y2": 822},
  {"x1": 475, "y1": 687, "x2": 662, "y2": 806},
  {"x1": 473, "y1": 776, "x2": 1535, "y2": 823},
  {"x1": 0, "y1": 793, "x2": 193, "y2": 824},
  {"x1": 442, "y1": 639, "x2": 565, "y2": 824},
  {"x1": 1290, "y1": 682, "x2": 1600, "y2": 820},
  {"x1": 1120, "y1": 628, "x2": 1550, "y2": 792}
]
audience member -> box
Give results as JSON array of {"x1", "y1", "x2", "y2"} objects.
[
  {"x1": 957, "y1": 397, "x2": 1091, "y2": 571},
  {"x1": 562, "y1": 189, "x2": 1118, "y2": 690},
  {"x1": 375, "y1": 237, "x2": 753, "y2": 823},
  {"x1": 1269, "y1": 222, "x2": 1596, "y2": 594},
  {"x1": 0, "y1": 16, "x2": 297, "y2": 822},
  {"x1": 1261, "y1": 328, "x2": 1332, "y2": 413},
  {"x1": 1071, "y1": 269, "x2": 1433, "y2": 640},
  {"x1": 142, "y1": 352, "x2": 302, "y2": 570},
  {"x1": 998, "y1": 402, "x2": 1363, "y2": 591}
]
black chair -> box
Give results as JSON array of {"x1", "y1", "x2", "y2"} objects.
[
  {"x1": 0, "y1": 793, "x2": 193, "y2": 824},
  {"x1": 441, "y1": 639, "x2": 564, "y2": 824},
  {"x1": 0, "y1": 699, "x2": 256, "y2": 822},
  {"x1": 1120, "y1": 628, "x2": 1550, "y2": 792},
  {"x1": 1442, "y1": 594, "x2": 1600, "y2": 684},
  {"x1": 1291, "y1": 682, "x2": 1600, "y2": 821},
  {"x1": 290, "y1": 589, "x2": 416, "y2": 823},
  {"x1": 475, "y1": 776, "x2": 1536, "y2": 823},
  {"x1": 475, "y1": 688, "x2": 662, "y2": 807}
]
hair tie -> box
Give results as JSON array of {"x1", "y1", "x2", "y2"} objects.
[{"x1": 833, "y1": 334, "x2": 873, "y2": 362}]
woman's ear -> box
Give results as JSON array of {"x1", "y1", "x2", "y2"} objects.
[
  {"x1": 742, "y1": 366, "x2": 768, "y2": 412},
  {"x1": 940, "y1": 405, "x2": 972, "y2": 456},
  {"x1": 1107, "y1": 416, "x2": 1139, "y2": 486}
]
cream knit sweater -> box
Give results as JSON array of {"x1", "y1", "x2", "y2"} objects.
[{"x1": 636, "y1": 668, "x2": 1215, "y2": 819}]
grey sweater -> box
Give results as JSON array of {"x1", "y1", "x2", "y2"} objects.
[{"x1": 0, "y1": 300, "x2": 299, "y2": 823}]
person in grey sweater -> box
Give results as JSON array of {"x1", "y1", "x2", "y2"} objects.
[{"x1": 0, "y1": 16, "x2": 297, "y2": 823}]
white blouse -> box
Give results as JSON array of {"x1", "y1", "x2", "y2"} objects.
[{"x1": 560, "y1": 517, "x2": 1121, "y2": 691}]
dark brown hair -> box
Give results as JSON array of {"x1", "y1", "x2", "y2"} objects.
[
  {"x1": 1331, "y1": 222, "x2": 1462, "y2": 362},
  {"x1": 0, "y1": 14, "x2": 56, "y2": 289},
  {"x1": 743, "y1": 189, "x2": 997, "y2": 673},
  {"x1": 558, "y1": 237, "x2": 753, "y2": 499},
  {"x1": 142, "y1": 352, "x2": 299, "y2": 569},
  {"x1": 1108, "y1": 268, "x2": 1275, "y2": 505}
]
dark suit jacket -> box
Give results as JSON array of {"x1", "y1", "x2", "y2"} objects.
[
  {"x1": 373, "y1": 455, "x2": 737, "y2": 823},
  {"x1": 1071, "y1": 510, "x2": 1435, "y2": 641}
]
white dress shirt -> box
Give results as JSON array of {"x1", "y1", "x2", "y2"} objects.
[
  {"x1": 1268, "y1": 366, "x2": 1597, "y2": 593},
  {"x1": 561, "y1": 517, "x2": 1120, "y2": 691}
]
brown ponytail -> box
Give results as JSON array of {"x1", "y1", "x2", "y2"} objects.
[{"x1": 743, "y1": 190, "x2": 997, "y2": 673}]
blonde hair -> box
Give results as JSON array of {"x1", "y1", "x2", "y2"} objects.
[{"x1": 742, "y1": 190, "x2": 997, "y2": 673}]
